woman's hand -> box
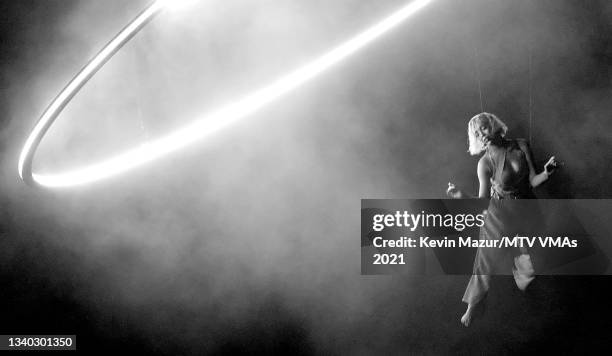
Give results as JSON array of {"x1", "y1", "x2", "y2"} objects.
[
  {"x1": 530, "y1": 156, "x2": 561, "y2": 187},
  {"x1": 446, "y1": 182, "x2": 463, "y2": 199},
  {"x1": 544, "y1": 156, "x2": 559, "y2": 175}
]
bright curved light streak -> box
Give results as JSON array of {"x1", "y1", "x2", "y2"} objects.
[{"x1": 18, "y1": 0, "x2": 433, "y2": 188}]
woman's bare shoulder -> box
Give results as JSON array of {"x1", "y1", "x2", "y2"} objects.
[
  {"x1": 515, "y1": 138, "x2": 529, "y2": 148},
  {"x1": 477, "y1": 154, "x2": 492, "y2": 174}
]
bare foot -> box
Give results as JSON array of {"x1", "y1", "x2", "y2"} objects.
[{"x1": 460, "y1": 304, "x2": 475, "y2": 327}]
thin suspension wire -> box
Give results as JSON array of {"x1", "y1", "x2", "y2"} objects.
[
  {"x1": 527, "y1": 0, "x2": 534, "y2": 146},
  {"x1": 473, "y1": 45, "x2": 484, "y2": 112},
  {"x1": 528, "y1": 45, "x2": 533, "y2": 145},
  {"x1": 131, "y1": 46, "x2": 149, "y2": 142}
]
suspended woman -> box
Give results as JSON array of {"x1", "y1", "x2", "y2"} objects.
[{"x1": 446, "y1": 112, "x2": 558, "y2": 327}]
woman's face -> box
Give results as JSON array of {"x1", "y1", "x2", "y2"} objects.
[{"x1": 475, "y1": 118, "x2": 494, "y2": 146}]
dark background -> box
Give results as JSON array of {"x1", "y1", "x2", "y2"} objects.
[{"x1": 1, "y1": 0, "x2": 611, "y2": 354}]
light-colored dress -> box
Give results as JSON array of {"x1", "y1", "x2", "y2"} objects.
[{"x1": 462, "y1": 139, "x2": 537, "y2": 304}]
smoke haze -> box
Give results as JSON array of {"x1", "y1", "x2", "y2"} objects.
[{"x1": 1, "y1": 0, "x2": 611, "y2": 353}]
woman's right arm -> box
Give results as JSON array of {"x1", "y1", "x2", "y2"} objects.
[
  {"x1": 447, "y1": 156, "x2": 491, "y2": 199},
  {"x1": 476, "y1": 156, "x2": 492, "y2": 198}
]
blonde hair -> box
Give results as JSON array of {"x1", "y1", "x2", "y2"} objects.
[{"x1": 467, "y1": 112, "x2": 508, "y2": 155}]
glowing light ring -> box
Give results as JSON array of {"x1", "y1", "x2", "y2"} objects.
[
  {"x1": 18, "y1": 0, "x2": 433, "y2": 188},
  {"x1": 18, "y1": 1, "x2": 164, "y2": 187}
]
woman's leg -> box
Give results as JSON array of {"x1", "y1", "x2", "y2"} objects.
[
  {"x1": 513, "y1": 253, "x2": 535, "y2": 290},
  {"x1": 461, "y1": 273, "x2": 490, "y2": 326},
  {"x1": 460, "y1": 222, "x2": 496, "y2": 326}
]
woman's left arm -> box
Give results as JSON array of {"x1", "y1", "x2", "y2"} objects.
[{"x1": 517, "y1": 139, "x2": 558, "y2": 188}]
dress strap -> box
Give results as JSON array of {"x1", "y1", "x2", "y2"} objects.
[
  {"x1": 495, "y1": 145, "x2": 507, "y2": 185},
  {"x1": 488, "y1": 142, "x2": 509, "y2": 199}
]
